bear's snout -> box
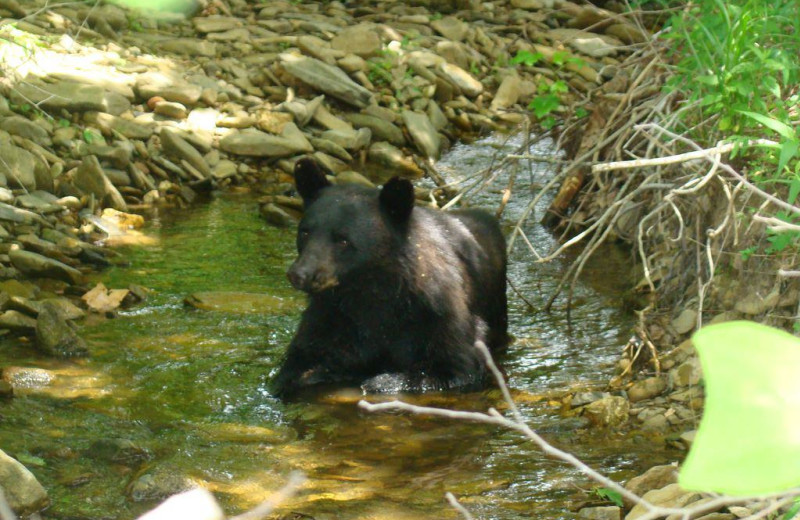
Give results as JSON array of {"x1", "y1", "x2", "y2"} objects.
[{"x1": 287, "y1": 263, "x2": 338, "y2": 293}]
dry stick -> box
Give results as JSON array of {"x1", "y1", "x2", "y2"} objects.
[
  {"x1": 360, "y1": 343, "x2": 800, "y2": 519},
  {"x1": 445, "y1": 492, "x2": 475, "y2": 520},
  {"x1": 507, "y1": 107, "x2": 649, "y2": 256},
  {"x1": 635, "y1": 124, "x2": 800, "y2": 217},
  {"x1": 229, "y1": 472, "x2": 306, "y2": 520}
]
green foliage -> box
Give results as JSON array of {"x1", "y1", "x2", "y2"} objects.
[
  {"x1": 663, "y1": 0, "x2": 800, "y2": 179},
  {"x1": 510, "y1": 49, "x2": 543, "y2": 67},
  {"x1": 679, "y1": 321, "x2": 800, "y2": 495},
  {"x1": 82, "y1": 129, "x2": 96, "y2": 144},
  {"x1": 592, "y1": 487, "x2": 623, "y2": 507},
  {"x1": 784, "y1": 497, "x2": 800, "y2": 520},
  {"x1": 528, "y1": 80, "x2": 570, "y2": 129}
]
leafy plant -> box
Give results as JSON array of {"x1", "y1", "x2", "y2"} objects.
[
  {"x1": 592, "y1": 487, "x2": 623, "y2": 507},
  {"x1": 528, "y1": 80, "x2": 569, "y2": 129},
  {"x1": 510, "y1": 49, "x2": 543, "y2": 67}
]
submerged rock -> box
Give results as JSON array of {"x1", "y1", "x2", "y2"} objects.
[
  {"x1": 36, "y1": 302, "x2": 89, "y2": 358},
  {"x1": 184, "y1": 292, "x2": 302, "y2": 314},
  {"x1": 0, "y1": 449, "x2": 49, "y2": 516}
]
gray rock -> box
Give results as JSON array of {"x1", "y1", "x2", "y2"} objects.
[
  {"x1": 511, "y1": 0, "x2": 544, "y2": 8},
  {"x1": 129, "y1": 465, "x2": 197, "y2": 503},
  {"x1": 330, "y1": 24, "x2": 382, "y2": 57},
  {"x1": 72, "y1": 155, "x2": 128, "y2": 211},
  {"x1": 436, "y1": 41, "x2": 470, "y2": 69},
  {"x1": 0, "y1": 116, "x2": 50, "y2": 146},
  {"x1": 402, "y1": 110, "x2": 440, "y2": 159},
  {"x1": 550, "y1": 28, "x2": 623, "y2": 58},
  {"x1": 135, "y1": 72, "x2": 203, "y2": 106},
  {"x1": 734, "y1": 287, "x2": 780, "y2": 315},
  {"x1": 0, "y1": 449, "x2": 48, "y2": 516},
  {"x1": 640, "y1": 413, "x2": 668, "y2": 432},
  {"x1": 368, "y1": 142, "x2": 424, "y2": 178},
  {"x1": 281, "y1": 53, "x2": 373, "y2": 108},
  {"x1": 260, "y1": 203, "x2": 297, "y2": 227},
  {"x1": 336, "y1": 171, "x2": 374, "y2": 187},
  {"x1": 88, "y1": 142, "x2": 133, "y2": 170},
  {"x1": 583, "y1": 396, "x2": 629, "y2": 427},
  {"x1": 671, "y1": 309, "x2": 697, "y2": 335},
  {"x1": 192, "y1": 15, "x2": 242, "y2": 33},
  {"x1": 309, "y1": 137, "x2": 353, "y2": 162},
  {"x1": 16, "y1": 193, "x2": 63, "y2": 214},
  {"x1": 579, "y1": 506, "x2": 621, "y2": 520},
  {"x1": 626, "y1": 484, "x2": 702, "y2": 520},
  {"x1": 36, "y1": 302, "x2": 88, "y2": 357},
  {"x1": 439, "y1": 63, "x2": 483, "y2": 98},
  {"x1": 88, "y1": 438, "x2": 150, "y2": 465},
  {"x1": 431, "y1": 16, "x2": 469, "y2": 42},
  {"x1": 571, "y1": 391, "x2": 611, "y2": 407},
  {"x1": 159, "y1": 39, "x2": 217, "y2": 57},
  {"x1": 84, "y1": 112, "x2": 154, "y2": 140},
  {"x1": 3, "y1": 366, "x2": 53, "y2": 389},
  {"x1": 0, "y1": 310, "x2": 37, "y2": 331},
  {"x1": 160, "y1": 129, "x2": 211, "y2": 178},
  {"x1": 0, "y1": 144, "x2": 39, "y2": 190},
  {"x1": 628, "y1": 376, "x2": 667, "y2": 402},
  {"x1": 670, "y1": 357, "x2": 702, "y2": 387},
  {"x1": 184, "y1": 291, "x2": 302, "y2": 314},
  {"x1": 0, "y1": 202, "x2": 47, "y2": 225},
  {"x1": 320, "y1": 128, "x2": 372, "y2": 151},
  {"x1": 153, "y1": 101, "x2": 188, "y2": 119},
  {"x1": 624, "y1": 464, "x2": 678, "y2": 508},
  {"x1": 491, "y1": 73, "x2": 522, "y2": 110},
  {"x1": 219, "y1": 126, "x2": 312, "y2": 158},
  {"x1": 9, "y1": 249, "x2": 83, "y2": 284},
  {"x1": 10, "y1": 80, "x2": 130, "y2": 115},
  {"x1": 345, "y1": 113, "x2": 405, "y2": 146},
  {"x1": 212, "y1": 160, "x2": 238, "y2": 181},
  {"x1": 86, "y1": 3, "x2": 128, "y2": 30}
]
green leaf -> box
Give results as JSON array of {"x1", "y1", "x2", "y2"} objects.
[
  {"x1": 510, "y1": 50, "x2": 543, "y2": 67},
  {"x1": 58, "y1": 118, "x2": 70, "y2": 128},
  {"x1": 679, "y1": 321, "x2": 800, "y2": 495},
  {"x1": 696, "y1": 74, "x2": 719, "y2": 86},
  {"x1": 82, "y1": 129, "x2": 95, "y2": 144},
  {"x1": 552, "y1": 51, "x2": 569, "y2": 66},
  {"x1": 575, "y1": 107, "x2": 589, "y2": 118},
  {"x1": 788, "y1": 179, "x2": 800, "y2": 205},
  {"x1": 778, "y1": 140, "x2": 799, "y2": 176},
  {"x1": 783, "y1": 498, "x2": 800, "y2": 520},
  {"x1": 550, "y1": 80, "x2": 568, "y2": 94},
  {"x1": 594, "y1": 488, "x2": 623, "y2": 507},
  {"x1": 529, "y1": 94, "x2": 561, "y2": 118},
  {"x1": 737, "y1": 110, "x2": 796, "y2": 140}
]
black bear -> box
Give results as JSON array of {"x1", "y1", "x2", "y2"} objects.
[{"x1": 272, "y1": 157, "x2": 508, "y2": 397}]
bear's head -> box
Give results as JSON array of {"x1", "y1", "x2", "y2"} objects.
[{"x1": 287, "y1": 157, "x2": 415, "y2": 294}]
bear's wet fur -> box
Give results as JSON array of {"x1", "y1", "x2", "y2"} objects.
[{"x1": 272, "y1": 157, "x2": 508, "y2": 397}]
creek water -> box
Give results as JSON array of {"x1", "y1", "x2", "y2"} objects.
[{"x1": 0, "y1": 134, "x2": 681, "y2": 519}]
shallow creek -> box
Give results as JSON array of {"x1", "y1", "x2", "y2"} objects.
[{"x1": 0, "y1": 134, "x2": 681, "y2": 519}]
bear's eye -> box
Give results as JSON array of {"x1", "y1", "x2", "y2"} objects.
[{"x1": 332, "y1": 233, "x2": 352, "y2": 250}]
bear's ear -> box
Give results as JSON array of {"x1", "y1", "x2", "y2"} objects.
[
  {"x1": 379, "y1": 177, "x2": 415, "y2": 222},
  {"x1": 294, "y1": 157, "x2": 331, "y2": 203}
]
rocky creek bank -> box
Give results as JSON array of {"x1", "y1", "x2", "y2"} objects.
[{"x1": 0, "y1": 0, "x2": 731, "y2": 518}]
